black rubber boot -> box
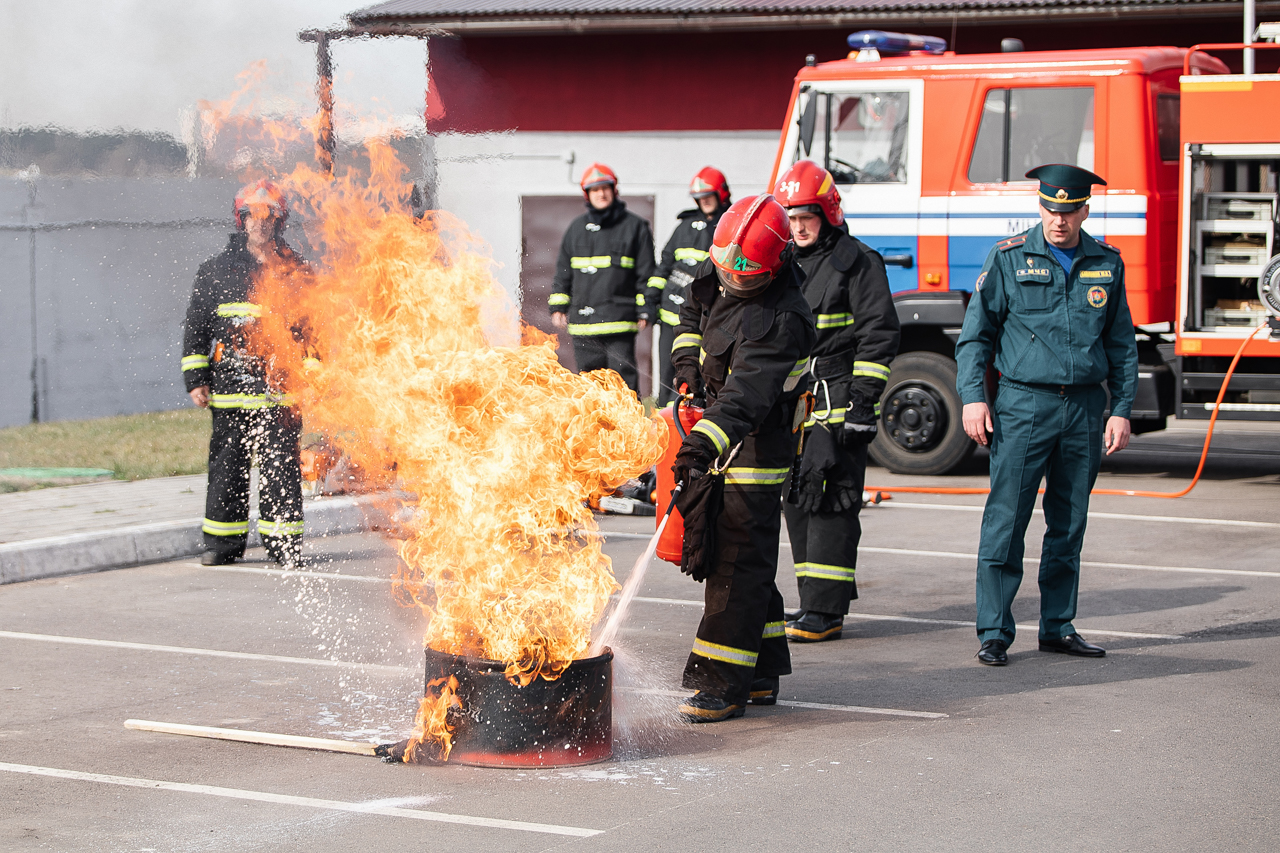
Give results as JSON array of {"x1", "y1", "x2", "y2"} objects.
[
  {"x1": 785, "y1": 611, "x2": 843, "y2": 642},
  {"x1": 200, "y1": 550, "x2": 238, "y2": 566},
  {"x1": 748, "y1": 676, "x2": 779, "y2": 706},
  {"x1": 679, "y1": 691, "x2": 746, "y2": 723}
]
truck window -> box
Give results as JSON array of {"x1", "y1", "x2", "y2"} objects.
[
  {"x1": 967, "y1": 87, "x2": 1095, "y2": 183},
  {"x1": 827, "y1": 92, "x2": 910, "y2": 183},
  {"x1": 1157, "y1": 94, "x2": 1180, "y2": 161}
]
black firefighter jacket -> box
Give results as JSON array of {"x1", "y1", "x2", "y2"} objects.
[
  {"x1": 549, "y1": 200, "x2": 656, "y2": 336},
  {"x1": 794, "y1": 228, "x2": 900, "y2": 426},
  {"x1": 181, "y1": 233, "x2": 310, "y2": 411},
  {"x1": 671, "y1": 260, "x2": 816, "y2": 480},
  {"x1": 647, "y1": 207, "x2": 723, "y2": 327}
]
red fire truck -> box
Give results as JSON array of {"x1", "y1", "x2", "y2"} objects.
[{"x1": 769, "y1": 33, "x2": 1280, "y2": 475}]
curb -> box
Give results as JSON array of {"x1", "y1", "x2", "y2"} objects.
[{"x1": 0, "y1": 495, "x2": 383, "y2": 585}]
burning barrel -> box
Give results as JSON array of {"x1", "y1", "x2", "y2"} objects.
[{"x1": 424, "y1": 647, "x2": 613, "y2": 767}]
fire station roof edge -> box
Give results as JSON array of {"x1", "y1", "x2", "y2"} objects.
[{"x1": 349, "y1": 0, "x2": 1274, "y2": 33}]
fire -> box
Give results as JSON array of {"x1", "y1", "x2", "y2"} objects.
[
  {"x1": 406, "y1": 676, "x2": 462, "y2": 763},
  {"x1": 200, "y1": 68, "x2": 664, "y2": 759}
]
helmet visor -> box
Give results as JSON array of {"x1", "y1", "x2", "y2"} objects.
[{"x1": 714, "y1": 265, "x2": 774, "y2": 297}]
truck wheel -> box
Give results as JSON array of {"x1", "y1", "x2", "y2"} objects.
[{"x1": 869, "y1": 351, "x2": 975, "y2": 476}]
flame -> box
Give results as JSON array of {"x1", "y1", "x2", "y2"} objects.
[
  {"x1": 202, "y1": 68, "x2": 664, "y2": 757},
  {"x1": 405, "y1": 676, "x2": 462, "y2": 763}
]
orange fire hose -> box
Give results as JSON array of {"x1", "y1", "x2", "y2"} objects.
[{"x1": 867, "y1": 322, "x2": 1271, "y2": 500}]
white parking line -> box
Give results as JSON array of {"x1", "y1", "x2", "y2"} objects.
[
  {"x1": 620, "y1": 687, "x2": 947, "y2": 718},
  {"x1": 0, "y1": 762, "x2": 601, "y2": 837},
  {"x1": 851, "y1": 545, "x2": 1280, "y2": 579},
  {"x1": 193, "y1": 564, "x2": 390, "y2": 583},
  {"x1": 880, "y1": 500, "x2": 1280, "y2": 529},
  {"x1": 0, "y1": 631, "x2": 412, "y2": 676}
]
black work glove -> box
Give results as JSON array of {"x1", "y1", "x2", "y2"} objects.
[
  {"x1": 673, "y1": 364, "x2": 705, "y2": 403},
  {"x1": 838, "y1": 392, "x2": 879, "y2": 448},
  {"x1": 672, "y1": 431, "x2": 715, "y2": 489},
  {"x1": 795, "y1": 423, "x2": 839, "y2": 515},
  {"x1": 673, "y1": 462, "x2": 724, "y2": 582}
]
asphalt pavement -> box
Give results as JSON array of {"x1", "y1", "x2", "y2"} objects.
[{"x1": 1, "y1": 419, "x2": 1278, "y2": 851}]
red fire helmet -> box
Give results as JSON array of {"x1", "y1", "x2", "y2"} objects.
[
  {"x1": 773, "y1": 159, "x2": 844, "y2": 227},
  {"x1": 709, "y1": 194, "x2": 791, "y2": 298},
  {"x1": 234, "y1": 179, "x2": 289, "y2": 229},
  {"x1": 689, "y1": 166, "x2": 731, "y2": 205},
  {"x1": 580, "y1": 162, "x2": 618, "y2": 193}
]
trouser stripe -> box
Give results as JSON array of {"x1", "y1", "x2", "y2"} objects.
[
  {"x1": 203, "y1": 518, "x2": 249, "y2": 536},
  {"x1": 258, "y1": 519, "x2": 304, "y2": 537},
  {"x1": 691, "y1": 638, "x2": 758, "y2": 667},
  {"x1": 762, "y1": 621, "x2": 785, "y2": 639},
  {"x1": 795, "y1": 562, "x2": 857, "y2": 581}
]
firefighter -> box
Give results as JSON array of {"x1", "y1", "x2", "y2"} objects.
[
  {"x1": 549, "y1": 163, "x2": 656, "y2": 394},
  {"x1": 647, "y1": 167, "x2": 731, "y2": 405},
  {"x1": 774, "y1": 160, "x2": 900, "y2": 642},
  {"x1": 670, "y1": 194, "x2": 815, "y2": 722},
  {"x1": 956, "y1": 163, "x2": 1138, "y2": 665},
  {"x1": 181, "y1": 179, "x2": 309, "y2": 568}
]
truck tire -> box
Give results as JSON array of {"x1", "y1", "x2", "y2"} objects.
[{"x1": 869, "y1": 351, "x2": 975, "y2": 476}]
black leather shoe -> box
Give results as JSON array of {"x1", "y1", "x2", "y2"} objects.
[
  {"x1": 977, "y1": 639, "x2": 1009, "y2": 666},
  {"x1": 1039, "y1": 633, "x2": 1106, "y2": 657},
  {"x1": 200, "y1": 550, "x2": 238, "y2": 566},
  {"x1": 679, "y1": 691, "x2": 746, "y2": 723},
  {"x1": 748, "y1": 676, "x2": 779, "y2": 706},
  {"x1": 786, "y1": 611, "x2": 843, "y2": 642}
]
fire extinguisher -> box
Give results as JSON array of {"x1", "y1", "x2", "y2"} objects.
[{"x1": 655, "y1": 396, "x2": 703, "y2": 564}]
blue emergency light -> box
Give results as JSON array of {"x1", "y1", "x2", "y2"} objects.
[{"x1": 847, "y1": 30, "x2": 947, "y2": 56}]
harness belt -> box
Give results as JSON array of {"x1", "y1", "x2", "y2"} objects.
[
  {"x1": 1000, "y1": 377, "x2": 1100, "y2": 396},
  {"x1": 810, "y1": 351, "x2": 854, "y2": 381}
]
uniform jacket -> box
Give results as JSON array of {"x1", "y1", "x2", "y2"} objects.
[
  {"x1": 956, "y1": 225, "x2": 1139, "y2": 419},
  {"x1": 181, "y1": 232, "x2": 309, "y2": 409},
  {"x1": 647, "y1": 207, "x2": 723, "y2": 327},
  {"x1": 671, "y1": 260, "x2": 816, "y2": 481},
  {"x1": 549, "y1": 200, "x2": 656, "y2": 336},
  {"x1": 794, "y1": 228, "x2": 900, "y2": 425}
]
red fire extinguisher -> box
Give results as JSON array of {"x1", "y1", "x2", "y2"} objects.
[{"x1": 655, "y1": 396, "x2": 703, "y2": 564}]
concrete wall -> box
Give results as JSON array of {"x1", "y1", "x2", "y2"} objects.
[{"x1": 0, "y1": 176, "x2": 237, "y2": 428}]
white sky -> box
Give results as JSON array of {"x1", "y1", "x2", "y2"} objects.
[{"x1": 0, "y1": 0, "x2": 427, "y2": 136}]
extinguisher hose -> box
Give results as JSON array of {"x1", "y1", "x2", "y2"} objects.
[
  {"x1": 673, "y1": 393, "x2": 689, "y2": 440},
  {"x1": 866, "y1": 322, "x2": 1270, "y2": 501}
]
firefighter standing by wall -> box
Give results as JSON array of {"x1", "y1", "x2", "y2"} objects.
[
  {"x1": 549, "y1": 163, "x2": 656, "y2": 394},
  {"x1": 647, "y1": 167, "x2": 731, "y2": 405},
  {"x1": 956, "y1": 164, "x2": 1138, "y2": 665},
  {"x1": 182, "y1": 180, "x2": 309, "y2": 568},
  {"x1": 669, "y1": 194, "x2": 815, "y2": 722},
  {"x1": 775, "y1": 160, "x2": 900, "y2": 642}
]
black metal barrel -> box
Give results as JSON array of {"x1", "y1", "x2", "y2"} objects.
[{"x1": 424, "y1": 647, "x2": 612, "y2": 767}]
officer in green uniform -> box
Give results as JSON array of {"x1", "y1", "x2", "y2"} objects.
[{"x1": 955, "y1": 164, "x2": 1139, "y2": 666}]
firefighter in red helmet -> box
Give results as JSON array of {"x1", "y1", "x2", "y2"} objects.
[
  {"x1": 647, "y1": 167, "x2": 731, "y2": 405},
  {"x1": 774, "y1": 160, "x2": 900, "y2": 642},
  {"x1": 669, "y1": 194, "x2": 815, "y2": 722},
  {"x1": 548, "y1": 163, "x2": 656, "y2": 393},
  {"x1": 181, "y1": 179, "x2": 310, "y2": 568}
]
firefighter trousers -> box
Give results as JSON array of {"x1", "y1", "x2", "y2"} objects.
[
  {"x1": 572, "y1": 332, "x2": 639, "y2": 394},
  {"x1": 783, "y1": 442, "x2": 867, "y2": 615},
  {"x1": 976, "y1": 382, "x2": 1106, "y2": 646},
  {"x1": 682, "y1": 475, "x2": 792, "y2": 707},
  {"x1": 657, "y1": 322, "x2": 677, "y2": 407},
  {"x1": 204, "y1": 405, "x2": 304, "y2": 565}
]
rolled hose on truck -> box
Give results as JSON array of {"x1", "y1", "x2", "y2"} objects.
[{"x1": 864, "y1": 323, "x2": 1270, "y2": 501}]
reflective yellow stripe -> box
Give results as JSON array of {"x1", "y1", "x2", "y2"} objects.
[
  {"x1": 672, "y1": 332, "x2": 702, "y2": 351},
  {"x1": 619, "y1": 256, "x2": 636, "y2": 269},
  {"x1": 566, "y1": 321, "x2": 639, "y2": 336},
  {"x1": 874, "y1": 401, "x2": 881, "y2": 417},
  {"x1": 209, "y1": 393, "x2": 292, "y2": 410},
  {"x1": 805, "y1": 407, "x2": 847, "y2": 428},
  {"x1": 659, "y1": 308, "x2": 680, "y2": 326},
  {"x1": 788, "y1": 359, "x2": 810, "y2": 378},
  {"x1": 795, "y1": 562, "x2": 857, "y2": 581},
  {"x1": 216, "y1": 302, "x2": 262, "y2": 318},
  {"x1": 762, "y1": 620, "x2": 786, "y2": 639},
  {"x1": 635, "y1": 294, "x2": 647, "y2": 307},
  {"x1": 548, "y1": 293, "x2": 570, "y2": 307},
  {"x1": 691, "y1": 638, "x2": 758, "y2": 667},
  {"x1": 570, "y1": 256, "x2": 612, "y2": 270},
  {"x1": 181, "y1": 355, "x2": 209, "y2": 372},
  {"x1": 724, "y1": 467, "x2": 789, "y2": 486},
  {"x1": 647, "y1": 276, "x2": 667, "y2": 290},
  {"x1": 258, "y1": 518, "x2": 304, "y2": 537},
  {"x1": 852, "y1": 361, "x2": 891, "y2": 380},
  {"x1": 815, "y1": 312, "x2": 854, "y2": 329},
  {"x1": 203, "y1": 518, "x2": 249, "y2": 536},
  {"x1": 674, "y1": 248, "x2": 709, "y2": 263},
  {"x1": 691, "y1": 419, "x2": 730, "y2": 454}
]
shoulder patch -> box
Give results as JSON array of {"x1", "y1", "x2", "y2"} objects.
[
  {"x1": 996, "y1": 235, "x2": 1027, "y2": 252},
  {"x1": 1097, "y1": 240, "x2": 1121, "y2": 255},
  {"x1": 830, "y1": 235, "x2": 861, "y2": 273}
]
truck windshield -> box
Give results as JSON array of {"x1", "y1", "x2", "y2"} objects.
[
  {"x1": 967, "y1": 86, "x2": 1095, "y2": 183},
  {"x1": 797, "y1": 91, "x2": 910, "y2": 184}
]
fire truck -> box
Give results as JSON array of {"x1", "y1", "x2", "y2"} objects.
[{"x1": 770, "y1": 32, "x2": 1280, "y2": 475}]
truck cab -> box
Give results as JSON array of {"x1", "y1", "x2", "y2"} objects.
[{"x1": 771, "y1": 38, "x2": 1226, "y2": 474}]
